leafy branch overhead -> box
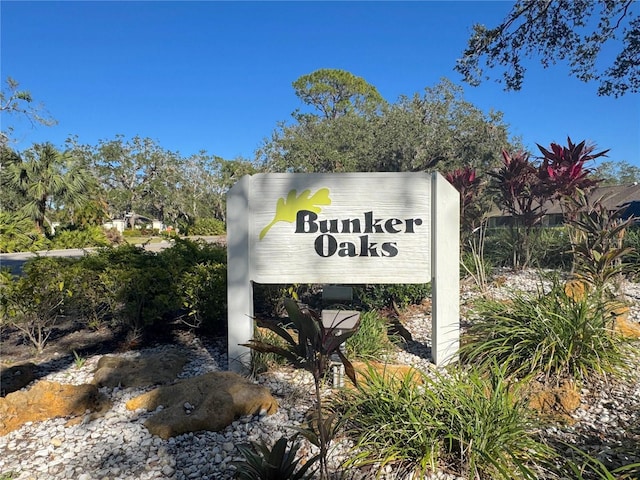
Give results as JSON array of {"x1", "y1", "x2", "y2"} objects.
[
  {"x1": 456, "y1": 0, "x2": 639, "y2": 96},
  {"x1": 259, "y1": 188, "x2": 331, "y2": 240}
]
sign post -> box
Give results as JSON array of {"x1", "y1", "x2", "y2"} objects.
[{"x1": 227, "y1": 172, "x2": 459, "y2": 372}]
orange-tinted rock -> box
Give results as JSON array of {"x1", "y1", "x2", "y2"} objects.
[
  {"x1": 126, "y1": 372, "x2": 278, "y2": 439},
  {"x1": 527, "y1": 380, "x2": 581, "y2": 418},
  {"x1": 564, "y1": 279, "x2": 588, "y2": 300},
  {"x1": 0, "y1": 381, "x2": 109, "y2": 436},
  {"x1": 614, "y1": 314, "x2": 640, "y2": 339},
  {"x1": 92, "y1": 351, "x2": 188, "y2": 388}
]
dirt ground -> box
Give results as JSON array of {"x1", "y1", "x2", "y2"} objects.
[{"x1": 0, "y1": 316, "x2": 191, "y2": 368}]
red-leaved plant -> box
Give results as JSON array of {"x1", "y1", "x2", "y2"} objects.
[
  {"x1": 445, "y1": 166, "x2": 483, "y2": 232},
  {"x1": 446, "y1": 166, "x2": 491, "y2": 289},
  {"x1": 537, "y1": 137, "x2": 608, "y2": 200},
  {"x1": 490, "y1": 138, "x2": 607, "y2": 269}
]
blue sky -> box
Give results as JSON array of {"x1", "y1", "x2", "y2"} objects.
[{"x1": 1, "y1": 1, "x2": 639, "y2": 169}]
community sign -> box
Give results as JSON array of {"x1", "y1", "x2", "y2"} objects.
[{"x1": 227, "y1": 172, "x2": 459, "y2": 371}]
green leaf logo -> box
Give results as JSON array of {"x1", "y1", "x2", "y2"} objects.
[{"x1": 260, "y1": 188, "x2": 331, "y2": 240}]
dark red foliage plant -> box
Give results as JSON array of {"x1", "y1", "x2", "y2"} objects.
[
  {"x1": 537, "y1": 137, "x2": 608, "y2": 200},
  {"x1": 445, "y1": 166, "x2": 484, "y2": 232}
]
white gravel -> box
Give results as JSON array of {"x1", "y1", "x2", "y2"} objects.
[{"x1": 1, "y1": 271, "x2": 639, "y2": 479}]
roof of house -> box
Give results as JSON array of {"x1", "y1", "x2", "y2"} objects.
[
  {"x1": 489, "y1": 183, "x2": 640, "y2": 218},
  {"x1": 545, "y1": 183, "x2": 640, "y2": 215}
]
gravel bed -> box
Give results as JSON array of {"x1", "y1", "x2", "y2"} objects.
[{"x1": 1, "y1": 272, "x2": 639, "y2": 479}]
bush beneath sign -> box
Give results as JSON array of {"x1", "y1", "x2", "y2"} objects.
[{"x1": 354, "y1": 283, "x2": 431, "y2": 310}]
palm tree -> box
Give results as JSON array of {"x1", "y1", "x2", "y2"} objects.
[{"x1": 1, "y1": 143, "x2": 92, "y2": 235}]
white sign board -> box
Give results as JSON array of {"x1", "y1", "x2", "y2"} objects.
[
  {"x1": 227, "y1": 172, "x2": 459, "y2": 371},
  {"x1": 250, "y1": 173, "x2": 431, "y2": 283}
]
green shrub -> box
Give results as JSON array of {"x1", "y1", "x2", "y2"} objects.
[
  {"x1": 184, "y1": 217, "x2": 226, "y2": 236},
  {"x1": 559, "y1": 443, "x2": 640, "y2": 480},
  {"x1": 63, "y1": 258, "x2": 121, "y2": 330},
  {"x1": 180, "y1": 262, "x2": 227, "y2": 334},
  {"x1": 533, "y1": 227, "x2": 573, "y2": 270},
  {"x1": 483, "y1": 227, "x2": 517, "y2": 268},
  {"x1": 460, "y1": 250, "x2": 493, "y2": 284},
  {"x1": 354, "y1": 283, "x2": 431, "y2": 310},
  {"x1": 620, "y1": 225, "x2": 640, "y2": 281},
  {"x1": 568, "y1": 193, "x2": 636, "y2": 290},
  {"x1": 72, "y1": 244, "x2": 174, "y2": 331},
  {"x1": 64, "y1": 240, "x2": 228, "y2": 334},
  {"x1": 104, "y1": 245, "x2": 178, "y2": 330},
  {"x1": 232, "y1": 435, "x2": 319, "y2": 480},
  {"x1": 0, "y1": 212, "x2": 48, "y2": 253},
  {"x1": 250, "y1": 326, "x2": 290, "y2": 373},
  {"x1": 50, "y1": 225, "x2": 110, "y2": 249},
  {"x1": 0, "y1": 257, "x2": 73, "y2": 353},
  {"x1": 345, "y1": 310, "x2": 397, "y2": 360},
  {"x1": 623, "y1": 225, "x2": 640, "y2": 255},
  {"x1": 253, "y1": 283, "x2": 321, "y2": 318},
  {"x1": 460, "y1": 276, "x2": 630, "y2": 383},
  {"x1": 484, "y1": 227, "x2": 572, "y2": 270},
  {"x1": 121, "y1": 228, "x2": 158, "y2": 237},
  {"x1": 340, "y1": 365, "x2": 550, "y2": 479},
  {"x1": 158, "y1": 237, "x2": 226, "y2": 270}
]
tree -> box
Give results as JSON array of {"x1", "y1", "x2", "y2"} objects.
[
  {"x1": 456, "y1": 0, "x2": 639, "y2": 96},
  {"x1": 176, "y1": 152, "x2": 259, "y2": 226},
  {"x1": 260, "y1": 112, "x2": 377, "y2": 173},
  {"x1": 261, "y1": 78, "x2": 516, "y2": 174},
  {"x1": 374, "y1": 79, "x2": 515, "y2": 173},
  {"x1": 593, "y1": 160, "x2": 640, "y2": 185},
  {"x1": 0, "y1": 143, "x2": 92, "y2": 235},
  {"x1": 0, "y1": 144, "x2": 24, "y2": 212},
  {"x1": 70, "y1": 135, "x2": 261, "y2": 230},
  {"x1": 292, "y1": 69, "x2": 385, "y2": 119},
  {"x1": 81, "y1": 135, "x2": 183, "y2": 228},
  {"x1": 0, "y1": 77, "x2": 57, "y2": 146}
]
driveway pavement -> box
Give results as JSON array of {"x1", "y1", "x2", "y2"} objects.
[{"x1": 0, "y1": 236, "x2": 225, "y2": 275}]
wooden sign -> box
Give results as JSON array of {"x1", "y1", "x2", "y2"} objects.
[
  {"x1": 250, "y1": 173, "x2": 431, "y2": 283},
  {"x1": 227, "y1": 172, "x2": 459, "y2": 371}
]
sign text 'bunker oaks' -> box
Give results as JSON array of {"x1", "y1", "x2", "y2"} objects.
[{"x1": 295, "y1": 210, "x2": 424, "y2": 258}]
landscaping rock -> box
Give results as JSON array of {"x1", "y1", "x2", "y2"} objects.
[
  {"x1": 0, "y1": 381, "x2": 109, "y2": 436},
  {"x1": 613, "y1": 312, "x2": 640, "y2": 338},
  {"x1": 0, "y1": 362, "x2": 36, "y2": 396},
  {"x1": 125, "y1": 371, "x2": 278, "y2": 438},
  {"x1": 527, "y1": 380, "x2": 581, "y2": 418},
  {"x1": 92, "y1": 351, "x2": 188, "y2": 388}
]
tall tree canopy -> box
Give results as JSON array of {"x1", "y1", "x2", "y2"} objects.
[
  {"x1": 292, "y1": 69, "x2": 385, "y2": 119},
  {"x1": 593, "y1": 159, "x2": 640, "y2": 184},
  {"x1": 68, "y1": 135, "x2": 260, "y2": 229},
  {"x1": 456, "y1": 0, "x2": 639, "y2": 96},
  {"x1": 73, "y1": 135, "x2": 186, "y2": 227},
  {"x1": 1, "y1": 143, "x2": 91, "y2": 235},
  {"x1": 261, "y1": 77, "x2": 516, "y2": 174},
  {"x1": 1, "y1": 77, "x2": 57, "y2": 147}
]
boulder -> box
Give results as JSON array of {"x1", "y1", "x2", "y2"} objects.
[
  {"x1": 92, "y1": 351, "x2": 188, "y2": 388},
  {"x1": 126, "y1": 372, "x2": 278, "y2": 439},
  {"x1": 564, "y1": 280, "x2": 640, "y2": 339},
  {"x1": 527, "y1": 380, "x2": 581, "y2": 419},
  {"x1": 1, "y1": 362, "x2": 36, "y2": 396},
  {"x1": 612, "y1": 309, "x2": 640, "y2": 339},
  {"x1": 0, "y1": 381, "x2": 109, "y2": 436}
]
